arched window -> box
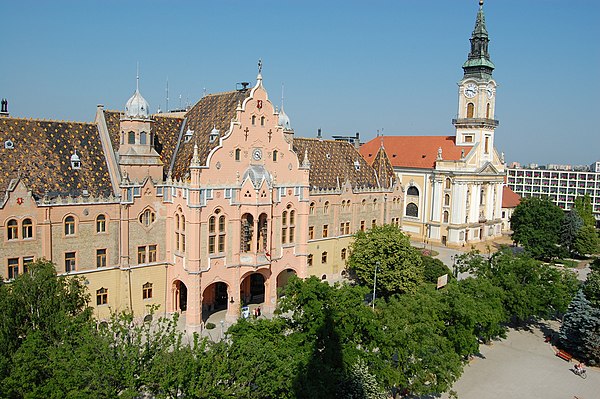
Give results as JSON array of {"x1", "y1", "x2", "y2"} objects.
[
  {"x1": 486, "y1": 103, "x2": 491, "y2": 118},
  {"x1": 96, "y1": 214, "x2": 106, "y2": 233},
  {"x1": 467, "y1": 102, "x2": 474, "y2": 118},
  {"x1": 251, "y1": 115, "x2": 256, "y2": 126},
  {"x1": 480, "y1": 188, "x2": 486, "y2": 206},
  {"x1": 362, "y1": 199, "x2": 366, "y2": 209},
  {"x1": 240, "y1": 213, "x2": 253, "y2": 253},
  {"x1": 346, "y1": 200, "x2": 351, "y2": 210},
  {"x1": 7, "y1": 219, "x2": 18, "y2": 240},
  {"x1": 307, "y1": 254, "x2": 313, "y2": 266},
  {"x1": 445, "y1": 178, "x2": 451, "y2": 189},
  {"x1": 208, "y1": 216, "x2": 216, "y2": 253},
  {"x1": 309, "y1": 202, "x2": 315, "y2": 215},
  {"x1": 443, "y1": 210, "x2": 449, "y2": 223},
  {"x1": 407, "y1": 186, "x2": 419, "y2": 196},
  {"x1": 139, "y1": 209, "x2": 156, "y2": 227},
  {"x1": 281, "y1": 210, "x2": 288, "y2": 244},
  {"x1": 235, "y1": 148, "x2": 241, "y2": 161},
  {"x1": 22, "y1": 218, "x2": 33, "y2": 239},
  {"x1": 260, "y1": 116, "x2": 265, "y2": 126},
  {"x1": 128, "y1": 131, "x2": 135, "y2": 144},
  {"x1": 484, "y1": 137, "x2": 490, "y2": 154},
  {"x1": 64, "y1": 216, "x2": 75, "y2": 236},
  {"x1": 273, "y1": 150, "x2": 278, "y2": 162},
  {"x1": 209, "y1": 209, "x2": 226, "y2": 254},
  {"x1": 444, "y1": 194, "x2": 451, "y2": 206},
  {"x1": 406, "y1": 203, "x2": 418, "y2": 217},
  {"x1": 218, "y1": 215, "x2": 226, "y2": 252},
  {"x1": 140, "y1": 132, "x2": 147, "y2": 145},
  {"x1": 175, "y1": 210, "x2": 185, "y2": 253},
  {"x1": 372, "y1": 199, "x2": 377, "y2": 210},
  {"x1": 323, "y1": 201, "x2": 329, "y2": 214},
  {"x1": 289, "y1": 209, "x2": 295, "y2": 243}
]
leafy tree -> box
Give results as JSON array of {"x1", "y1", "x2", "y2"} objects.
[
  {"x1": 573, "y1": 195, "x2": 596, "y2": 227},
  {"x1": 347, "y1": 224, "x2": 423, "y2": 297},
  {"x1": 510, "y1": 197, "x2": 564, "y2": 259},
  {"x1": 340, "y1": 358, "x2": 387, "y2": 399},
  {"x1": 583, "y1": 270, "x2": 600, "y2": 307},
  {"x1": 560, "y1": 209, "x2": 583, "y2": 253},
  {"x1": 421, "y1": 254, "x2": 452, "y2": 284},
  {"x1": 559, "y1": 290, "x2": 600, "y2": 366},
  {"x1": 573, "y1": 225, "x2": 600, "y2": 256}
]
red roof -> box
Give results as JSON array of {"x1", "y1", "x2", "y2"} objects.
[
  {"x1": 502, "y1": 186, "x2": 521, "y2": 208},
  {"x1": 360, "y1": 136, "x2": 466, "y2": 169}
]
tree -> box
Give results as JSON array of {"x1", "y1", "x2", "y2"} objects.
[
  {"x1": 573, "y1": 195, "x2": 596, "y2": 227},
  {"x1": 559, "y1": 290, "x2": 600, "y2": 366},
  {"x1": 560, "y1": 209, "x2": 583, "y2": 254},
  {"x1": 573, "y1": 225, "x2": 600, "y2": 256},
  {"x1": 347, "y1": 224, "x2": 423, "y2": 297},
  {"x1": 510, "y1": 197, "x2": 564, "y2": 259},
  {"x1": 583, "y1": 270, "x2": 600, "y2": 307},
  {"x1": 421, "y1": 255, "x2": 452, "y2": 284}
]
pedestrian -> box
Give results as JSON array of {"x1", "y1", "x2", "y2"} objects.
[{"x1": 257, "y1": 307, "x2": 261, "y2": 317}]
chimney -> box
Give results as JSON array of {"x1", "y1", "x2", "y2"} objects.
[
  {"x1": 317, "y1": 128, "x2": 322, "y2": 140},
  {"x1": 0, "y1": 98, "x2": 8, "y2": 117}
]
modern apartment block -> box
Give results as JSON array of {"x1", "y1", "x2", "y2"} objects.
[{"x1": 506, "y1": 162, "x2": 600, "y2": 222}]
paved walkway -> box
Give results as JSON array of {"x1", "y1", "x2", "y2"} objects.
[{"x1": 441, "y1": 321, "x2": 600, "y2": 399}]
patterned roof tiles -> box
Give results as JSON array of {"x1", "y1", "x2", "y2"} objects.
[
  {"x1": 360, "y1": 135, "x2": 467, "y2": 169},
  {"x1": 502, "y1": 186, "x2": 520, "y2": 208},
  {"x1": 0, "y1": 117, "x2": 112, "y2": 199}
]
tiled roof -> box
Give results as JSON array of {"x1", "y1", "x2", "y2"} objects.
[
  {"x1": 171, "y1": 89, "x2": 250, "y2": 180},
  {"x1": 293, "y1": 138, "x2": 382, "y2": 190},
  {"x1": 502, "y1": 186, "x2": 520, "y2": 208},
  {"x1": 360, "y1": 136, "x2": 467, "y2": 169},
  {"x1": 370, "y1": 146, "x2": 396, "y2": 189},
  {"x1": 0, "y1": 118, "x2": 112, "y2": 199},
  {"x1": 103, "y1": 110, "x2": 184, "y2": 177}
]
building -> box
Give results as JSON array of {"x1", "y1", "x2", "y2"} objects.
[
  {"x1": 1, "y1": 70, "x2": 399, "y2": 328},
  {"x1": 360, "y1": 1, "x2": 505, "y2": 247},
  {"x1": 501, "y1": 186, "x2": 520, "y2": 232},
  {"x1": 506, "y1": 162, "x2": 600, "y2": 222}
]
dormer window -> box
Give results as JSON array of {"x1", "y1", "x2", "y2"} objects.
[
  {"x1": 184, "y1": 129, "x2": 194, "y2": 143},
  {"x1": 70, "y1": 150, "x2": 81, "y2": 170},
  {"x1": 354, "y1": 160, "x2": 360, "y2": 171},
  {"x1": 4, "y1": 140, "x2": 14, "y2": 149},
  {"x1": 209, "y1": 126, "x2": 220, "y2": 143}
]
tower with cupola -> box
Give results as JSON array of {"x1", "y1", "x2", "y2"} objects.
[{"x1": 453, "y1": 0, "x2": 498, "y2": 165}]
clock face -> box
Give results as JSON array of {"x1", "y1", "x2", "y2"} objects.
[
  {"x1": 252, "y1": 148, "x2": 262, "y2": 161},
  {"x1": 486, "y1": 84, "x2": 495, "y2": 98},
  {"x1": 464, "y1": 83, "x2": 478, "y2": 98}
]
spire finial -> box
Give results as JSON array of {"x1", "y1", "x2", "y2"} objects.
[
  {"x1": 281, "y1": 83, "x2": 285, "y2": 110},
  {"x1": 479, "y1": 0, "x2": 484, "y2": 6},
  {"x1": 258, "y1": 58, "x2": 263, "y2": 74},
  {"x1": 136, "y1": 62, "x2": 140, "y2": 92}
]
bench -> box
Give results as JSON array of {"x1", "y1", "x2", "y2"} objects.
[{"x1": 556, "y1": 350, "x2": 573, "y2": 362}]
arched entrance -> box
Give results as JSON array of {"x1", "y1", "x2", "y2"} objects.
[
  {"x1": 240, "y1": 273, "x2": 265, "y2": 305},
  {"x1": 276, "y1": 268, "x2": 297, "y2": 297},
  {"x1": 202, "y1": 282, "x2": 229, "y2": 321},
  {"x1": 173, "y1": 280, "x2": 188, "y2": 312}
]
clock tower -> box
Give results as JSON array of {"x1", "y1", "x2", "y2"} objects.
[{"x1": 453, "y1": 0, "x2": 498, "y2": 165}]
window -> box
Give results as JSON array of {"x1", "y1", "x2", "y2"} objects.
[
  {"x1": 96, "y1": 215, "x2": 106, "y2": 233},
  {"x1": 373, "y1": 199, "x2": 377, "y2": 210},
  {"x1": 23, "y1": 257, "x2": 33, "y2": 274},
  {"x1": 241, "y1": 213, "x2": 254, "y2": 252},
  {"x1": 273, "y1": 150, "x2": 278, "y2": 161},
  {"x1": 64, "y1": 216, "x2": 76, "y2": 236},
  {"x1": 321, "y1": 252, "x2": 328, "y2": 264},
  {"x1": 143, "y1": 282, "x2": 153, "y2": 300},
  {"x1": 252, "y1": 115, "x2": 256, "y2": 125},
  {"x1": 464, "y1": 135, "x2": 473, "y2": 143},
  {"x1": 484, "y1": 136, "x2": 490, "y2": 154},
  {"x1": 65, "y1": 252, "x2": 76, "y2": 272},
  {"x1": 289, "y1": 210, "x2": 295, "y2": 243},
  {"x1": 407, "y1": 186, "x2": 419, "y2": 196},
  {"x1": 372, "y1": 219, "x2": 376, "y2": 229},
  {"x1": 128, "y1": 131, "x2": 135, "y2": 144},
  {"x1": 174, "y1": 211, "x2": 185, "y2": 253},
  {"x1": 139, "y1": 209, "x2": 156, "y2": 227},
  {"x1": 260, "y1": 116, "x2": 265, "y2": 126},
  {"x1": 307, "y1": 254, "x2": 313, "y2": 266},
  {"x1": 322, "y1": 224, "x2": 329, "y2": 238},
  {"x1": 467, "y1": 102, "x2": 474, "y2": 118},
  {"x1": 8, "y1": 258, "x2": 19, "y2": 279},
  {"x1": 22, "y1": 218, "x2": 33, "y2": 239},
  {"x1": 341, "y1": 248, "x2": 347, "y2": 260},
  {"x1": 281, "y1": 211, "x2": 288, "y2": 244},
  {"x1": 96, "y1": 288, "x2": 108, "y2": 306},
  {"x1": 340, "y1": 222, "x2": 345, "y2": 235},
  {"x1": 140, "y1": 132, "x2": 147, "y2": 145},
  {"x1": 360, "y1": 220, "x2": 365, "y2": 231},
  {"x1": 148, "y1": 245, "x2": 157, "y2": 262},
  {"x1": 7, "y1": 219, "x2": 18, "y2": 240},
  {"x1": 445, "y1": 178, "x2": 452, "y2": 189},
  {"x1": 323, "y1": 201, "x2": 329, "y2": 214},
  {"x1": 308, "y1": 226, "x2": 314, "y2": 239},
  {"x1": 138, "y1": 246, "x2": 146, "y2": 264},
  {"x1": 444, "y1": 194, "x2": 451, "y2": 206},
  {"x1": 96, "y1": 249, "x2": 107, "y2": 268},
  {"x1": 235, "y1": 148, "x2": 241, "y2": 161},
  {"x1": 208, "y1": 210, "x2": 227, "y2": 254},
  {"x1": 486, "y1": 103, "x2": 491, "y2": 118},
  {"x1": 443, "y1": 211, "x2": 449, "y2": 224},
  {"x1": 344, "y1": 222, "x2": 350, "y2": 235},
  {"x1": 218, "y1": 216, "x2": 226, "y2": 252},
  {"x1": 406, "y1": 203, "x2": 418, "y2": 217},
  {"x1": 309, "y1": 202, "x2": 315, "y2": 214}
]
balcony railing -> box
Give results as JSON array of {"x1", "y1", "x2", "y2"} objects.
[{"x1": 452, "y1": 118, "x2": 500, "y2": 128}]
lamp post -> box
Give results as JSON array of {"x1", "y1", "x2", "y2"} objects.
[{"x1": 372, "y1": 261, "x2": 379, "y2": 310}]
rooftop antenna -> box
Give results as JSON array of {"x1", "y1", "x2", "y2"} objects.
[
  {"x1": 203, "y1": 87, "x2": 207, "y2": 97},
  {"x1": 179, "y1": 94, "x2": 182, "y2": 110},
  {"x1": 165, "y1": 77, "x2": 169, "y2": 112}
]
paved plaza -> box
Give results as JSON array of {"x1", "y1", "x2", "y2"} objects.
[{"x1": 442, "y1": 322, "x2": 600, "y2": 399}]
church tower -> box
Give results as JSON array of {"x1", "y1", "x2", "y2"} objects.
[
  {"x1": 453, "y1": 0, "x2": 498, "y2": 165},
  {"x1": 118, "y1": 74, "x2": 163, "y2": 182}
]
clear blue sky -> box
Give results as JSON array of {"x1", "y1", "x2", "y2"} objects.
[{"x1": 1, "y1": 0, "x2": 598, "y2": 165}]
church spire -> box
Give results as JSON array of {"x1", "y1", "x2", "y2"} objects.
[{"x1": 462, "y1": 0, "x2": 495, "y2": 79}]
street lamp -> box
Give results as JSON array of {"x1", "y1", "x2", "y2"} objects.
[{"x1": 372, "y1": 261, "x2": 380, "y2": 310}]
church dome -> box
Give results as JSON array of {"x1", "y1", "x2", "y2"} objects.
[
  {"x1": 278, "y1": 107, "x2": 292, "y2": 130},
  {"x1": 125, "y1": 89, "x2": 150, "y2": 119}
]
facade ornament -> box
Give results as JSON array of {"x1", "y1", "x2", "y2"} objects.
[{"x1": 437, "y1": 147, "x2": 443, "y2": 160}]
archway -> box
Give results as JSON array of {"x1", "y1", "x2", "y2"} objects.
[
  {"x1": 276, "y1": 268, "x2": 297, "y2": 297},
  {"x1": 240, "y1": 273, "x2": 265, "y2": 305},
  {"x1": 202, "y1": 281, "x2": 229, "y2": 322},
  {"x1": 173, "y1": 280, "x2": 188, "y2": 312}
]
